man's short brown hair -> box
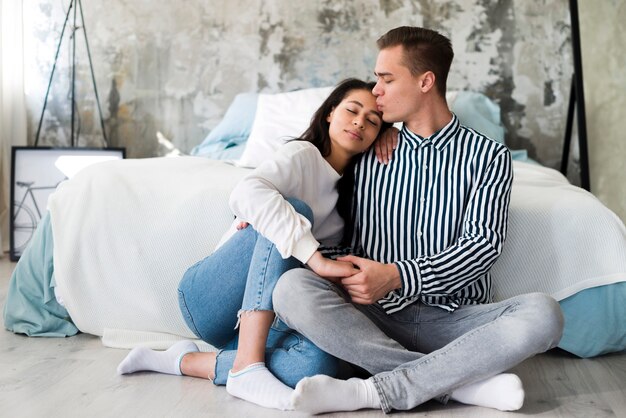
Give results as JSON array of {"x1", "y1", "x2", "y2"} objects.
[{"x1": 377, "y1": 26, "x2": 454, "y2": 97}]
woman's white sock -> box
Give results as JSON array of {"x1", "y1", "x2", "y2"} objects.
[
  {"x1": 450, "y1": 373, "x2": 525, "y2": 411},
  {"x1": 226, "y1": 363, "x2": 294, "y2": 411},
  {"x1": 116, "y1": 340, "x2": 199, "y2": 375},
  {"x1": 292, "y1": 375, "x2": 381, "y2": 414}
]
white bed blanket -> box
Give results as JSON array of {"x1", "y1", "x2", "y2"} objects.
[
  {"x1": 492, "y1": 161, "x2": 626, "y2": 301},
  {"x1": 49, "y1": 157, "x2": 249, "y2": 342},
  {"x1": 48, "y1": 158, "x2": 626, "y2": 347}
]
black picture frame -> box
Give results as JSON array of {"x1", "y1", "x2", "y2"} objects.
[{"x1": 10, "y1": 146, "x2": 125, "y2": 261}]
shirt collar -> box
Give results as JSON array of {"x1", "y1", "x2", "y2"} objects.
[{"x1": 400, "y1": 113, "x2": 460, "y2": 151}]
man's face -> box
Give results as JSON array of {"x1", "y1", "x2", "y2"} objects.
[{"x1": 372, "y1": 45, "x2": 422, "y2": 123}]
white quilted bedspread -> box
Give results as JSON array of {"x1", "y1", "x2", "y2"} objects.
[
  {"x1": 48, "y1": 158, "x2": 626, "y2": 347},
  {"x1": 492, "y1": 161, "x2": 626, "y2": 300},
  {"x1": 49, "y1": 157, "x2": 249, "y2": 343}
]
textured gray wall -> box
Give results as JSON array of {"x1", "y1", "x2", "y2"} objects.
[
  {"x1": 580, "y1": 1, "x2": 626, "y2": 222},
  {"x1": 25, "y1": 1, "x2": 573, "y2": 168}
]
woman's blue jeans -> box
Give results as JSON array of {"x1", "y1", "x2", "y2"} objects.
[{"x1": 177, "y1": 198, "x2": 340, "y2": 387}]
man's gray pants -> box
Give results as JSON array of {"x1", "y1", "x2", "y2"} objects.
[{"x1": 273, "y1": 268, "x2": 564, "y2": 413}]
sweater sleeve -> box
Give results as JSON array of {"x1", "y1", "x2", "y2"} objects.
[{"x1": 229, "y1": 142, "x2": 321, "y2": 263}]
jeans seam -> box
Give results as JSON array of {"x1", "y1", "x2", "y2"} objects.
[
  {"x1": 372, "y1": 379, "x2": 392, "y2": 413},
  {"x1": 213, "y1": 351, "x2": 224, "y2": 386},
  {"x1": 178, "y1": 289, "x2": 204, "y2": 341},
  {"x1": 291, "y1": 335, "x2": 305, "y2": 353},
  {"x1": 257, "y1": 242, "x2": 273, "y2": 307},
  {"x1": 413, "y1": 303, "x2": 422, "y2": 349},
  {"x1": 246, "y1": 240, "x2": 274, "y2": 311}
]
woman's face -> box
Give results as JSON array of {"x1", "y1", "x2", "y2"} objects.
[{"x1": 327, "y1": 89, "x2": 383, "y2": 157}]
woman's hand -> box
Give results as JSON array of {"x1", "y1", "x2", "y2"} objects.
[
  {"x1": 236, "y1": 221, "x2": 249, "y2": 230},
  {"x1": 306, "y1": 251, "x2": 359, "y2": 283},
  {"x1": 374, "y1": 127, "x2": 399, "y2": 164}
]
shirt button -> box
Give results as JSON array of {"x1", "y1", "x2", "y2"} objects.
[
  {"x1": 420, "y1": 198, "x2": 426, "y2": 203},
  {"x1": 417, "y1": 231, "x2": 423, "y2": 237}
]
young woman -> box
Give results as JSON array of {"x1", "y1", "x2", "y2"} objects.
[{"x1": 117, "y1": 78, "x2": 390, "y2": 410}]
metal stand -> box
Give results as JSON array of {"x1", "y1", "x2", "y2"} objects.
[
  {"x1": 560, "y1": 0, "x2": 590, "y2": 191},
  {"x1": 34, "y1": 0, "x2": 108, "y2": 148}
]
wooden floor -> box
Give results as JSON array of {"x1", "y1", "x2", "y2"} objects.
[{"x1": 1, "y1": 255, "x2": 625, "y2": 418}]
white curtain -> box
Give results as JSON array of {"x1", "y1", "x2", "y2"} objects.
[{"x1": 0, "y1": 0, "x2": 27, "y2": 254}]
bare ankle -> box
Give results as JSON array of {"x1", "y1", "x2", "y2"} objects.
[
  {"x1": 181, "y1": 351, "x2": 217, "y2": 380},
  {"x1": 233, "y1": 310, "x2": 274, "y2": 373},
  {"x1": 232, "y1": 357, "x2": 263, "y2": 373}
]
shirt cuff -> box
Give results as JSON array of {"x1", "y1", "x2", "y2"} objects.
[
  {"x1": 291, "y1": 233, "x2": 320, "y2": 264},
  {"x1": 394, "y1": 259, "x2": 422, "y2": 299}
]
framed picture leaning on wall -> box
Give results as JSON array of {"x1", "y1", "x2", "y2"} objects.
[{"x1": 10, "y1": 147, "x2": 125, "y2": 261}]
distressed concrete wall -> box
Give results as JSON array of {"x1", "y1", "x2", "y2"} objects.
[
  {"x1": 579, "y1": 1, "x2": 626, "y2": 222},
  {"x1": 28, "y1": 0, "x2": 617, "y2": 218},
  {"x1": 24, "y1": 0, "x2": 574, "y2": 164}
]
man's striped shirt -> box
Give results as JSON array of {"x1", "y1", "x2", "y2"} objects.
[{"x1": 351, "y1": 114, "x2": 513, "y2": 313}]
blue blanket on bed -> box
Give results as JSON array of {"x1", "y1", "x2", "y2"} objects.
[{"x1": 3, "y1": 212, "x2": 78, "y2": 337}]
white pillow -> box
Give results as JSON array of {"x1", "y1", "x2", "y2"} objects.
[
  {"x1": 235, "y1": 88, "x2": 506, "y2": 168},
  {"x1": 236, "y1": 86, "x2": 333, "y2": 168}
]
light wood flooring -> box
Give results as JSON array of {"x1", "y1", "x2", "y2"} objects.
[{"x1": 0, "y1": 255, "x2": 624, "y2": 418}]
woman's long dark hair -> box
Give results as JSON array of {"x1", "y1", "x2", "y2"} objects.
[{"x1": 296, "y1": 78, "x2": 392, "y2": 246}]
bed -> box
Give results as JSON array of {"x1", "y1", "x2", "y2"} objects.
[{"x1": 4, "y1": 87, "x2": 625, "y2": 358}]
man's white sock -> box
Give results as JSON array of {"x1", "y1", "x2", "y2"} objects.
[
  {"x1": 117, "y1": 340, "x2": 199, "y2": 375},
  {"x1": 450, "y1": 373, "x2": 524, "y2": 411},
  {"x1": 226, "y1": 363, "x2": 294, "y2": 411},
  {"x1": 292, "y1": 375, "x2": 381, "y2": 414}
]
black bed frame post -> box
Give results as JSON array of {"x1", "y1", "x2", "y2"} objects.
[{"x1": 561, "y1": 0, "x2": 590, "y2": 191}]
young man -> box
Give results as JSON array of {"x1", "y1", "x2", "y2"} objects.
[{"x1": 272, "y1": 26, "x2": 564, "y2": 414}]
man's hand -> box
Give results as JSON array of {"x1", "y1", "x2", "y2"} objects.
[
  {"x1": 306, "y1": 251, "x2": 360, "y2": 284},
  {"x1": 336, "y1": 255, "x2": 401, "y2": 304},
  {"x1": 374, "y1": 127, "x2": 399, "y2": 164}
]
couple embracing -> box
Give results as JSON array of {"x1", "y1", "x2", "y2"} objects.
[{"x1": 118, "y1": 26, "x2": 563, "y2": 414}]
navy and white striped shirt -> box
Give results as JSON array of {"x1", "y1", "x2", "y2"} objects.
[{"x1": 351, "y1": 114, "x2": 513, "y2": 313}]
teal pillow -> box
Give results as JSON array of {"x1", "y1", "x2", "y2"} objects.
[
  {"x1": 450, "y1": 91, "x2": 534, "y2": 163},
  {"x1": 451, "y1": 91, "x2": 505, "y2": 144},
  {"x1": 191, "y1": 92, "x2": 258, "y2": 158}
]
